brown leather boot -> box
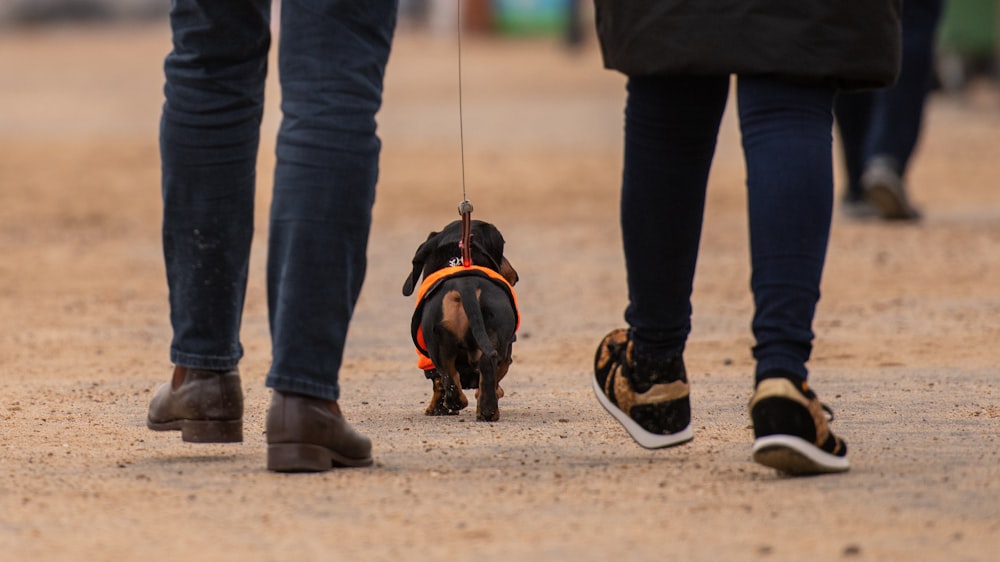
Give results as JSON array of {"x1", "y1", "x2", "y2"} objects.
[
  {"x1": 266, "y1": 391, "x2": 373, "y2": 472},
  {"x1": 147, "y1": 366, "x2": 243, "y2": 443}
]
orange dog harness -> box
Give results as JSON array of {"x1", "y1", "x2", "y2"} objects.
[{"x1": 411, "y1": 265, "x2": 520, "y2": 371}]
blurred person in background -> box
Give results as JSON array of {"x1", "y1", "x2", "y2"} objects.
[
  {"x1": 146, "y1": 0, "x2": 398, "y2": 473},
  {"x1": 591, "y1": 2, "x2": 901, "y2": 476},
  {"x1": 835, "y1": 0, "x2": 944, "y2": 221},
  {"x1": 565, "y1": 0, "x2": 585, "y2": 49}
]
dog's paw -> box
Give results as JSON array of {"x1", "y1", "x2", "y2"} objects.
[
  {"x1": 443, "y1": 388, "x2": 469, "y2": 412},
  {"x1": 425, "y1": 404, "x2": 461, "y2": 416},
  {"x1": 425, "y1": 397, "x2": 463, "y2": 416},
  {"x1": 476, "y1": 407, "x2": 500, "y2": 422}
]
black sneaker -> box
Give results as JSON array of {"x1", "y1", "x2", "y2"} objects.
[
  {"x1": 749, "y1": 377, "x2": 849, "y2": 475},
  {"x1": 593, "y1": 329, "x2": 692, "y2": 448}
]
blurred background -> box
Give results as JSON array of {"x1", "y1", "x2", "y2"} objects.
[
  {"x1": 1, "y1": 4, "x2": 999, "y2": 559},
  {"x1": 1, "y1": 0, "x2": 998, "y2": 361},
  {"x1": 1, "y1": 1, "x2": 999, "y2": 397},
  {"x1": 1, "y1": 0, "x2": 996, "y2": 84}
]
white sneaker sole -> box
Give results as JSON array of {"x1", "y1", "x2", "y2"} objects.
[
  {"x1": 592, "y1": 376, "x2": 693, "y2": 449},
  {"x1": 752, "y1": 434, "x2": 850, "y2": 475}
]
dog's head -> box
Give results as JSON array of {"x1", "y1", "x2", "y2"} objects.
[{"x1": 402, "y1": 219, "x2": 518, "y2": 296}]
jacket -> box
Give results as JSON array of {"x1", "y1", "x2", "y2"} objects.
[{"x1": 594, "y1": 0, "x2": 902, "y2": 90}]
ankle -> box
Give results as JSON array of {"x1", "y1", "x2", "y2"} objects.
[
  {"x1": 171, "y1": 365, "x2": 236, "y2": 389},
  {"x1": 755, "y1": 370, "x2": 803, "y2": 387},
  {"x1": 626, "y1": 347, "x2": 686, "y2": 392},
  {"x1": 274, "y1": 390, "x2": 343, "y2": 417},
  {"x1": 171, "y1": 366, "x2": 186, "y2": 389},
  {"x1": 327, "y1": 400, "x2": 342, "y2": 417}
]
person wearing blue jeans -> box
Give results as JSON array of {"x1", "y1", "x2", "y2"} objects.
[
  {"x1": 619, "y1": 76, "x2": 836, "y2": 384},
  {"x1": 146, "y1": 0, "x2": 399, "y2": 473},
  {"x1": 836, "y1": 0, "x2": 944, "y2": 221},
  {"x1": 592, "y1": 2, "x2": 901, "y2": 475}
]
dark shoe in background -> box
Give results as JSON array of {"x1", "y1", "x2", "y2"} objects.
[
  {"x1": 749, "y1": 377, "x2": 849, "y2": 476},
  {"x1": 862, "y1": 156, "x2": 922, "y2": 221},
  {"x1": 840, "y1": 191, "x2": 879, "y2": 219},
  {"x1": 147, "y1": 366, "x2": 244, "y2": 443},
  {"x1": 266, "y1": 391, "x2": 373, "y2": 472},
  {"x1": 592, "y1": 328, "x2": 693, "y2": 449}
]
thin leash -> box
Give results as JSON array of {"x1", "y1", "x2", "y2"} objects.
[{"x1": 456, "y1": 0, "x2": 473, "y2": 268}]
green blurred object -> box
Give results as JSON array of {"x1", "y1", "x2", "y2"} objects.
[
  {"x1": 937, "y1": 0, "x2": 996, "y2": 55},
  {"x1": 492, "y1": 0, "x2": 570, "y2": 36}
]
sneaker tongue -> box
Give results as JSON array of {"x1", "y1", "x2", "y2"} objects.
[{"x1": 626, "y1": 346, "x2": 686, "y2": 392}]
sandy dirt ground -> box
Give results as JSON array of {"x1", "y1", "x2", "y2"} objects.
[{"x1": 1, "y1": 22, "x2": 1000, "y2": 561}]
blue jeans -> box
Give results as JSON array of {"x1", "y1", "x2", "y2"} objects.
[
  {"x1": 161, "y1": 0, "x2": 398, "y2": 401},
  {"x1": 621, "y1": 75, "x2": 836, "y2": 382},
  {"x1": 835, "y1": 0, "x2": 943, "y2": 198}
]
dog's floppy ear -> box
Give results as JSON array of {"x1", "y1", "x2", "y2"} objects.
[
  {"x1": 476, "y1": 221, "x2": 506, "y2": 263},
  {"x1": 499, "y1": 256, "x2": 519, "y2": 286},
  {"x1": 466, "y1": 221, "x2": 516, "y2": 284},
  {"x1": 402, "y1": 231, "x2": 439, "y2": 296}
]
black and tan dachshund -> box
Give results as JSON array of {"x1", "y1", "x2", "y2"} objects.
[{"x1": 402, "y1": 220, "x2": 519, "y2": 421}]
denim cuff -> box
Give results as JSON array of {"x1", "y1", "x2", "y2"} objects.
[
  {"x1": 266, "y1": 373, "x2": 340, "y2": 402},
  {"x1": 170, "y1": 347, "x2": 242, "y2": 371}
]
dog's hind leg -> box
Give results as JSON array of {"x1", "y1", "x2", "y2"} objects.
[
  {"x1": 425, "y1": 372, "x2": 460, "y2": 416},
  {"x1": 495, "y1": 354, "x2": 511, "y2": 399},
  {"x1": 437, "y1": 357, "x2": 468, "y2": 414},
  {"x1": 475, "y1": 354, "x2": 508, "y2": 400},
  {"x1": 425, "y1": 370, "x2": 468, "y2": 415},
  {"x1": 476, "y1": 352, "x2": 500, "y2": 422}
]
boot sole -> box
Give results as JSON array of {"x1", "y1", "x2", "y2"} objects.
[
  {"x1": 267, "y1": 443, "x2": 374, "y2": 472},
  {"x1": 752, "y1": 435, "x2": 849, "y2": 475},
  {"x1": 147, "y1": 418, "x2": 243, "y2": 443}
]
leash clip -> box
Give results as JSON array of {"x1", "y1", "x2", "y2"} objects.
[{"x1": 458, "y1": 199, "x2": 473, "y2": 268}]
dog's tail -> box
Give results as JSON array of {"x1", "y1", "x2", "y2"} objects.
[{"x1": 458, "y1": 281, "x2": 497, "y2": 362}]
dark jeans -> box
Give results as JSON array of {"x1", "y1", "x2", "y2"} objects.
[
  {"x1": 161, "y1": 0, "x2": 398, "y2": 401},
  {"x1": 622, "y1": 75, "x2": 836, "y2": 381},
  {"x1": 835, "y1": 0, "x2": 943, "y2": 197}
]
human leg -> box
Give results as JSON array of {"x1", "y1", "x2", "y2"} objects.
[
  {"x1": 150, "y1": 0, "x2": 272, "y2": 443},
  {"x1": 833, "y1": 90, "x2": 875, "y2": 211},
  {"x1": 264, "y1": 0, "x2": 398, "y2": 471},
  {"x1": 621, "y1": 75, "x2": 729, "y2": 356},
  {"x1": 594, "y1": 74, "x2": 729, "y2": 448},
  {"x1": 866, "y1": 0, "x2": 944, "y2": 175},
  {"x1": 859, "y1": 0, "x2": 944, "y2": 220},
  {"x1": 737, "y1": 76, "x2": 847, "y2": 474},
  {"x1": 160, "y1": 0, "x2": 270, "y2": 370},
  {"x1": 739, "y1": 76, "x2": 834, "y2": 382}
]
